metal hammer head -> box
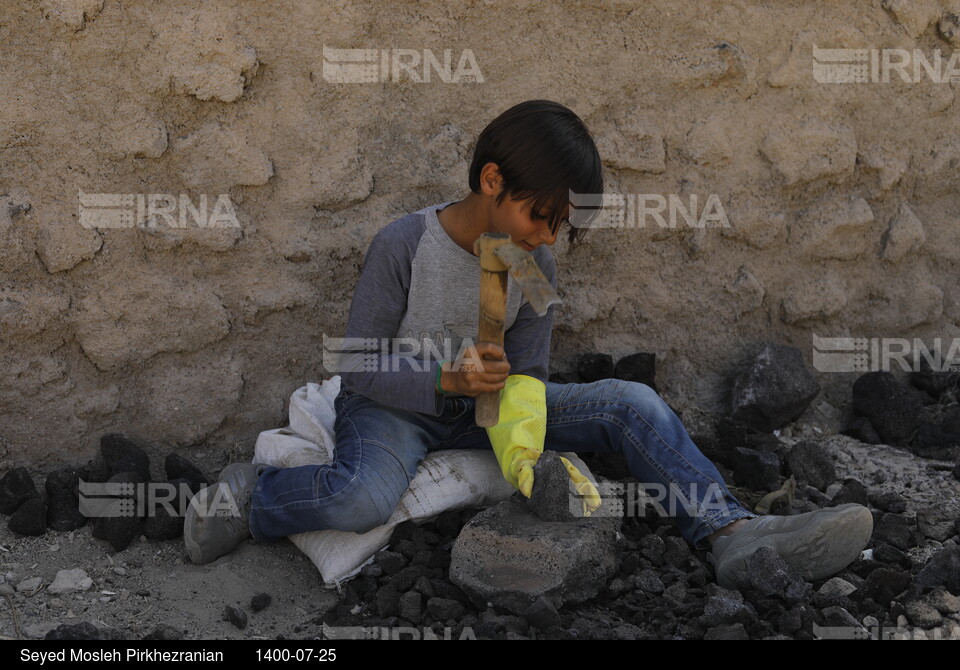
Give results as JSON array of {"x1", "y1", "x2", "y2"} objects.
[{"x1": 492, "y1": 242, "x2": 562, "y2": 317}]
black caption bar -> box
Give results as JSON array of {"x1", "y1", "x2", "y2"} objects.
[{"x1": 9, "y1": 641, "x2": 345, "y2": 665}]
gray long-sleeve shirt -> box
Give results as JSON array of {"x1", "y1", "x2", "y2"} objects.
[{"x1": 334, "y1": 201, "x2": 557, "y2": 416}]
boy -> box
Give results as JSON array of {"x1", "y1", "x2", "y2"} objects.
[{"x1": 185, "y1": 100, "x2": 873, "y2": 590}]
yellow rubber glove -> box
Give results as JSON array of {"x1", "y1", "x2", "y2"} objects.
[
  {"x1": 485, "y1": 375, "x2": 601, "y2": 515},
  {"x1": 559, "y1": 456, "x2": 603, "y2": 516}
]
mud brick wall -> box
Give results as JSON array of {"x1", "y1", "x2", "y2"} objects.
[{"x1": 1, "y1": 0, "x2": 959, "y2": 466}]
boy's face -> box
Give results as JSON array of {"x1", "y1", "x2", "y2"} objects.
[
  {"x1": 481, "y1": 163, "x2": 566, "y2": 250},
  {"x1": 493, "y1": 195, "x2": 567, "y2": 251}
]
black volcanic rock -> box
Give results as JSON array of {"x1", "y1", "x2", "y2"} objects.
[
  {"x1": 8, "y1": 497, "x2": 46, "y2": 536},
  {"x1": 0, "y1": 467, "x2": 38, "y2": 515},
  {"x1": 785, "y1": 441, "x2": 836, "y2": 491},
  {"x1": 576, "y1": 353, "x2": 614, "y2": 383},
  {"x1": 614, "y1": 353, "x2": 657, "y2": 392},
  {"x1": 730, "y1": 343, "x2": 820, "y2": 432},
  {"x1": 101, "y1": 434, "x2": 151, "y2": 481},
  {"x1": 852, "y1": 372, "x2": 923, "y2": 445}
]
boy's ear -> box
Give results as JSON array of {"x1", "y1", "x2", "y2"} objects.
[{"x1": 479, "y1": 162, "x2": 504, "y2": 196}]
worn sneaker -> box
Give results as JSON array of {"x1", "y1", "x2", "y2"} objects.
[
  {"x1": 183, "y1": 463, "x2": 265, "y2": 565},
  {"x1": 709, "y1": 503, "x2": 873, "y2": 590}
]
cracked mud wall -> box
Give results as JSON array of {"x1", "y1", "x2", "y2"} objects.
[{"x1": 1, "y1": 0, "x2": 959, "y2": 466}]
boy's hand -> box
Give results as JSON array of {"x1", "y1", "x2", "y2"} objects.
[
  {"x1": 440, "y1": 342, "x2": 510, "y2": 397},
  {"x1": 558, "y1": 457, "x2": 603, "y2": 516},
  {"x1": 512, "y1": 452, "x2": 601, "y2": 516},
  {"x1": 484, "y1": 375, "x2": 602, "y2": 517}
]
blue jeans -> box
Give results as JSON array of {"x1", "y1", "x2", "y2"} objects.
[{"x1": 249, "y1": 379, "x2": 753, "y2": 548}]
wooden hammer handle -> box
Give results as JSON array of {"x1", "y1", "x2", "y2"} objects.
[{"x1": 475, "y1": 233, "x2": 510, "y2": 427}]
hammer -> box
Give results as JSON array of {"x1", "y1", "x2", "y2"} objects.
[{"x1": 472, "y1": 233, "x2": 562, "y2": 427}]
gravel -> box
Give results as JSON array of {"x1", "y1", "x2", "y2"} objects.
[{"x1": 0, "y1": 407, "x2": 958, "y2": 640}]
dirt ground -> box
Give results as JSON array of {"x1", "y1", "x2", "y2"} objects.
[
  {"x1": 2, "y1": 416, "x2": 958, "y2": 641},
  {"x1": 0, "y1": 444, "x2": 340, "y2": 641}
]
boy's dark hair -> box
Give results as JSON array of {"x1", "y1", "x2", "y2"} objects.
[{"x1": 468, "y1": 100, "x2": 603, "y2": 247}]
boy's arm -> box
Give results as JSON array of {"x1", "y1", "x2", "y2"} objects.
[{"x1": 338, "y1": 222, "x2": 447, "y2": 416}]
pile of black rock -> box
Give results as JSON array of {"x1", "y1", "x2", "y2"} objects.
[
  {"x1": 845, "y1": 368, "x2": 960, "y2": 464},
  {"x1": 316, "y1": 342, "x2": 960, "y2": 640},
  {"x1": 315, "y1": 499, "x2": 959, "y2": 640},
  {"x1": 0, "y1": 434, "x2": 208, "y2": 549}
]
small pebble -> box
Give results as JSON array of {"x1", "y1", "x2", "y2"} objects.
[
  {"x1": 16, "y1": 577, "x2": 42, "y2": 593},
  {"x1": 251, "y1": 593, "x2": 272, "y2": 612},
  {"x1": 224, "y1": 605, "x2": 248, "y2": 630},
  {"x1": 48, "y1": 568, "x2": 93, "y2": 595}
]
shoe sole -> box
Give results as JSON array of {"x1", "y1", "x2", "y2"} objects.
[
  {"x1": 715, "y1": 504, "x2": 873, "y2": 589},
  {"x1": 183, "y1": 485, "x2": 213, "y2": 564},
  {"x1": 182, "y1": 471, "x2": 256, "y2": 565}
]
